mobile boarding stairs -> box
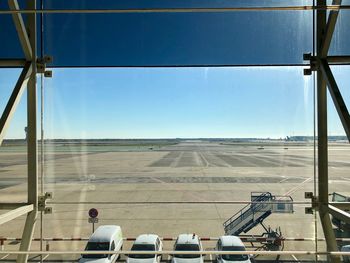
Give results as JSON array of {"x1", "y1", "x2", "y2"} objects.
[
  {"x1": 223, "y1": 192, "x2": 294, "y2": 237},
  {"x1": 330, "y1": 192, "x2": 350, "y2": 249}
]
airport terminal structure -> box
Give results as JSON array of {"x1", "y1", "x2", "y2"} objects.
[{"x1": 0, "y1": 0, "x2": 350, "y2": 262}]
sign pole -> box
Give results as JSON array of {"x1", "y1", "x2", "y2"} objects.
[{"x1": 88, "y1": 208, "x2": 99, "y2": 234}]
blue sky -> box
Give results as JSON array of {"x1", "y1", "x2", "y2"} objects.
[{"x1": 0, "y1": 66, "x2": 349, "y2": 139}]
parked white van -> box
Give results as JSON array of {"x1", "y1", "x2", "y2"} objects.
[
  {"x1": 79, "y1": 225, "x2": 123, "y2": 263},
  {"x1": 171, "y1": 234, "x2": 204, "y2": 263},
  {"x1": 342, "y1": 245, "x2": 350, "y2": 263},
  {"x1": 127, "y1": 234, "x2": 163, "y2": 263},
  {"x1": 216, "y1": 236, "x2": 251, "y2": 263}
]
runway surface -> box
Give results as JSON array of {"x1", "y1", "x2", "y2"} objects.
[{"x1": 0, "y1": 141, "x2": 349, "y2": 262}]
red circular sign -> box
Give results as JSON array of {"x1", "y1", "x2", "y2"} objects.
[{"x1": 88, "y1": 208, "x2": 98, "y2": 218}]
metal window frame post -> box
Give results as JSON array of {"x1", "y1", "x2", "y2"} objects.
[
  {"x1": 16, "y1": 0, "x2": 38, "y2": 262},
  {"x1": 0, "y1": 1, "x2": 38, "y2": 262},
  {"x1": 316, "y1": 0, "x2": 342, "y2": 262}
]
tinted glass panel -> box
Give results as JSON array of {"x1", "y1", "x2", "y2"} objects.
[
  {"x1": 44, "y1": 0, "x2": 313, "y2": 9},
  {"x1": 329, "y1": 10, "x2": 350, "y2": 56},
  {"x1": 0, "y1": 0, "x2": 42, "y2": 62},
  {"x1": 0, "y1": 13, "x2": 24, "y2": 59},
  {"x1": 40, "y1": 0, "x2": 314, "y2": 66},
  {"x1": 43, "y1": 11, "x2": 312, "y2": 67}
]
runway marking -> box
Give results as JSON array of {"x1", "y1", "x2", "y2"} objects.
[
  {"x1": 237, "y1": 153, "x2": 280, "y2": 167},
  {"x1": 284, "y1": 177, "x2": 313, "y2": 196},
  {"x1": 171, "y1": 151, "x2": 184, "y2": 167},
  {"x1": 292, "y1": 254, "x2": 300, "y2": 261},
  {"x1": 242, "y1": 153, "x2": 305, "y2": 167},
  {"x1": 0, "y1": 254, "x2": 9, "y2": 260},
  {"x1": 204, "y1": 151, "x2": 229, "y2": 167},
  {"x1": 217, "y1": 154, "x2": 256, "y2": 167},
  {"x1": 198, "y1": 151, "x2": 210, "y2": 167},
  {"x1": 150, "y1": 177, "x2": 207, "y2": 201},
  {"x1": 268, "y1": 156, "x2": 305, "y2": 167},
  {"x1": 279, "y1": 177, "x2": 289, "y2": 183},
  {"x1": 341, "y1": 177, "x2": 350, "y2": 182},
  {"x1": 229, "y1": 154, "x2": 258, "y2": 167},
  {"x1": 193, "y1": 151, "x2": 206, "y2": 167}
]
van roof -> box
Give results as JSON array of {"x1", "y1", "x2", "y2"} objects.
[
  {"x1": 89, "y1": 225, "x2": 122, "y2": 243},
  {"x1": 341, "y1": 245, "x2": 350, "y2": 251},
  {"x1": 176, "y1": 234, "x2": 200, "y2": 245},
  {"x1": 219, "y1": 236, "x2": 245, "y2": 247},
  {"x1": 134, "y1": 234, "x2": 159, "y2": 244}
]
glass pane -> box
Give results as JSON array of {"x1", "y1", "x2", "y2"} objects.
[
  {"x1": 328, "y1": 65, "x2": 350, "y2": 200},
  {"x1": 327, "y1": 66, "x2": 350, "y2": 261},
  {"x1": 329, "y1": 10, "x2": 350, "y2": 56},
  {"x1": 0, "y1": 13, "x2": 24, "y2": 59},
  {"x1": 38, "y1": 66, "x2": 317, "y2": 261},
  {"x1": 0, "y1": 68, "x2": 28, "y2": 257},
  {"x1": 44, "y1": 0, "x2": 314, "y2": 9},
  {"x1": 3, "y1": 0, "x2": 350, "y2": 260},
  {"x1": 0, "y1": 68, "x2": 27, "y2": 202},
  {"x1": 42, "y1": 0, "x2": 313, "y2": 66},
  {"x1": 0, "y1": 0, "x2": 42, "y2": 61}
]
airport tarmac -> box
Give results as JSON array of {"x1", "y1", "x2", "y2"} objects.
[{"x1": 0, "y1": 141, "x2": 349, "y2": 262}]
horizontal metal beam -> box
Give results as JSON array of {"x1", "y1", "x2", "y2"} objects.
[
  {"x1": 329, "y1": 202, "x2": 350, "y2": 210},
  {"x1": 0, "y1": 203, "x2": 29, "y2": 210},
  {"x1": 328, "y1": 204, "x2": 350, "y2": 224},
  {"x1": 48, "y1": 200, "x2": 304, "y2": 205},
  {"x1": 0, "y1": 236, "x2": 350, "y2": 242},
  {"x1": 0, "y1": 205, "x2": 33, "y2": 225},
  {"x1": 0, "y1": 59, "x2": 26, "y2": 67},
  {"x1": 8, "y1": 0, "x2": 32, "y2": 60},
  {"x1": 0, "y1": 250, "x2": 350, "y2": 256},
  {"x1": 1, "y1": 60, "x2": 348, "y2": 68},
  {"x1": 327, "y1": 56, "x2": 350, "y2": 63},
  {"x1": 0, "y1": 5, "x2": 349, "y2": 15},
  {"x1": 0, "y1": 62, "x2": 32, "y2": 145},
  {"x1": 1, "y1": 236, "x2": 350, "y2": 242},
  {"x1": 320, "y1": 59, "x2": 350, "y2": 142}
]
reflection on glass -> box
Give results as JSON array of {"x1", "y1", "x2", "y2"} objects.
[
  {"x1": 129, "y1": 244, "x2": 156, "y2": 258},
  {"x1": 39, "y1": 67, "x2": 318, "y2": 262},
  {"x1": 221, "y1": 246, "x2": 248, "y2": 261},
  {"x1": 83, "y1": 242, "x2": 110, "y2": 258},
  {"x1": 174, "y1": 244, "x2": 200, "y2": 258}
]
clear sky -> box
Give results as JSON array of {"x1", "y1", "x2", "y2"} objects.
[{"x1": 0, "y1": 66, "x2": 349, "y2": 139}]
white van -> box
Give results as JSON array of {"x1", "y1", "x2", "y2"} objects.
[
  {"x1": 127, "y1": 234, "x2": 163, "y2": 263},
  {"x1": 342, "y1": 245, "x2": 350, "y2": 263},
  {"x1": 171, "y1": 234, "x2": 204, "y2": 263},
  {"x1": 79, "y1": 225, "x2": 123, "y2": 263},
  {"x1": 216, "y1": 236, "x2": 251, "y2": 263}
]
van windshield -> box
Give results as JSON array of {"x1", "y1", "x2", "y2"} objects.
[
  {"x1": 82, "y1": 242, "x2": 110, "y2": 258},
  {"x1": 221, "y1": 246, "x2": 248, "y2": 261},
  {"x1": 129, "y1": 244, "x2": 156, "y2": 258},
  {"x1": 174, "y1": 244, "x2": 200, "y2": 258}
]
